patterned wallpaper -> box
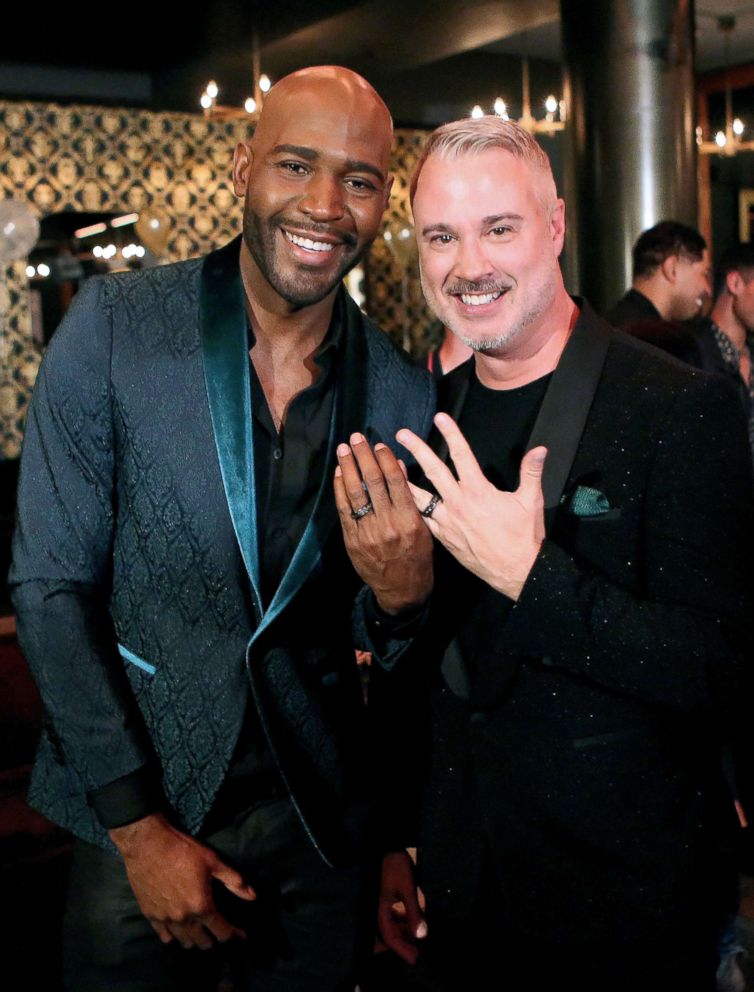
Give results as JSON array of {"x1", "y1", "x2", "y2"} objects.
[{"x1": 0, "y1": 101, "x2": 435, "y2": 459}]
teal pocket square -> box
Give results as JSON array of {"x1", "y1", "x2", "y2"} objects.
[{"x1": 561, "y1": 485, "x2": 611, "y2": 517}]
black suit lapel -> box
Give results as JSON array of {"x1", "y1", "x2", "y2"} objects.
[
  {"x1": 430, "y1": 357, "x2": 473, "y2": 458},
  {"x1": 527, "y1": 300, "x2": 612, "y2": 516},
  {"x1": 434, "y1": 305, "x2": 611, "y2": 532}
]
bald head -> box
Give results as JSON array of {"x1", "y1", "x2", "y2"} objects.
[
  {"x1": 232, "y1": 65, "x2": 394, "y2": 310},
  {"x1": 252, "y1": 66, "x2": 393, "y2": 177}
]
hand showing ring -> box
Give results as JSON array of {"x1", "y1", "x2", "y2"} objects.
[
  {"x1": 396, "y1": 413, "x2": 547, "y2": 602},
  {"x1": 334, "y1": 433, "x2": 434, "y2": 615}
]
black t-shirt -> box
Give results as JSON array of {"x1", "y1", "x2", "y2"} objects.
[{"x1": 452, "y1": 369, "x2": 551, "y2": 688}]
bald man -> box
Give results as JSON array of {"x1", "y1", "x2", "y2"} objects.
[{"x1": 10, "y1": 67, "x2": 434, "y2": 991}]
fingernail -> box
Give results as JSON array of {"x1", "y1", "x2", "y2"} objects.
[
  {"x1": 334, "y1": 466, "x2": 342, "y2": 477},
  {"x1": 416, "y1": 921, "x2": 428, "y2": 939},
  {"x1": 374, "y1": 442, "x2": 386, "y2": 451},
  {"x1": 337, "y1": 443, "x2": 350, "y2": 456},
  {"x1": 351, "y1": 433, "x2": 364, "y2": 444}
]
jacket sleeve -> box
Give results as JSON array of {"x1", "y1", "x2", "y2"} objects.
[
  {"x1": 9, "y1": 278, "x2": 160, "y2": 823},
  {"x1": 501, "y1": 372, "x2": 754, "y2": 711},
  {"x1": 352, "y1": 366, "x2": 436, "y2": 666}
]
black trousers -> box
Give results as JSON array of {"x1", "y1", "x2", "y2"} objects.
[
  {"x1": 63, "y1": 797, "x2": 375, "y2": 992},
  {"x1": 418, "y1": 850, "x2": 720, "y2": 992}
]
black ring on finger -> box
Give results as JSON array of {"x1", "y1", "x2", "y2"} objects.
[
  {"x1": 420, "y1": 494, "x2": 442, "y2": 518},
  {"x1": 351, "y1": 502, "x2": 375, "y2": 521}
]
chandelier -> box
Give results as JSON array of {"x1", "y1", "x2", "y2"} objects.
[
  {"x1": 697, "y1": 16, "x2": 753, "y2": 156},
  {"x1": 199, "y1": 33, "x2": 271, "y2": 120},
  {"x1": 469, "y1": 56, "x2": 565, "y2": 136}
]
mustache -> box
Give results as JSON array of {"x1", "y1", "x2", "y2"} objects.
[
  {"x1": 278, "y1": 216, "x2": 358, "y2": 248},
  {"x1": 445, "y1": 278, "x2": 512, "y2": 295}
]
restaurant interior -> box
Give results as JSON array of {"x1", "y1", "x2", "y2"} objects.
[{"x1": 1, "y1": 1, "x2": 754, "y2": 988}]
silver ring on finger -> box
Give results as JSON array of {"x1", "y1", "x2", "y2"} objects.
[
  {"x1": 351, "y1": 501, "x2": 375, "y2": 521},
  {"x1": 420, "y1": 493, "x2": 442, "y2": 518}
]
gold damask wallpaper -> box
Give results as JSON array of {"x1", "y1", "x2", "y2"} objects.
[{"x1": 0, "y1": 100, "x2": 434, "y2": 458}]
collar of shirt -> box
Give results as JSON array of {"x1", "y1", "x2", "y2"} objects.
[
  {"x1": 246, "y1": 292, "x2": 345, "y2": 433},
  {"x1": 711, "y1": 321, "x2": 754, "y2": 370}
]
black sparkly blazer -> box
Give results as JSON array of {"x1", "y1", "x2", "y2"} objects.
[
  {"x1": 371, "y1": 303, "x2": 754, "y2": 951},
  {"x1": 10, "y1": 237, "x2": 434, "y2": 865}
]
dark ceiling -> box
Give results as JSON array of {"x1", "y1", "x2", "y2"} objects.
[
  {"x1": 1, "y1": 1, "x2": 752, "y2": 127},
  {"x1": 0, "y1": 1, "x2": 563, "y2": 126}
]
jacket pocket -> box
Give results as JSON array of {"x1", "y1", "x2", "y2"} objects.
[
  {"x1": 572, "y1": 729, "x2": 643, "y2": 750},
  {"x1": 117, "y1": 643, "x2": 156, "y2": 676}
]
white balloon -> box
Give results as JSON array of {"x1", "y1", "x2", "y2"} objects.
[{"x1": 0, "y1": 200, "x2": 40, "y2": 264}]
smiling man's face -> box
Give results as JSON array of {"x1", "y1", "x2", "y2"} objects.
[
  {"x1": 412, "y1": 148, "x2": 565, "y2": 355},
  {"x1": 233, "y1": 71, "x2": 393, "y2": 310}
]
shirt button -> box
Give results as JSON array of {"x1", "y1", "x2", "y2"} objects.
[{"x1": 273, "y1": 448, "x2": 283, "y2": 460}]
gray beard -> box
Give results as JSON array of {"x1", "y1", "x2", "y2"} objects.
[{"x1": 426, "y1": 269, "x2": 558, "y2": 356}]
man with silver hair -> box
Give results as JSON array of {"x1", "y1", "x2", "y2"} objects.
[{"x1": 335, "y1": 116, "x2": 753, "y2": 990}]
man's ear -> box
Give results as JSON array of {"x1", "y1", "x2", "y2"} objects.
[
  {"x1": 232, "y1": 142, "x2": 253, "y2": 198},
  {"x1": 660, "y1": 254, "x2": 679, "y2": 284},
  {"x1": 726, "y1": 270, "x2": 743, "y2": 298},
  {"x1": 383, "y1": 173, "x2": 394, "y2": 212},
  {"x1": 550, "y1": 199, "x2": 566, "y2": 256}
]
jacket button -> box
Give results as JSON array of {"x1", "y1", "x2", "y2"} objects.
[{"x1": 470, "y1": 711, "x2": 488, "y2": 726}]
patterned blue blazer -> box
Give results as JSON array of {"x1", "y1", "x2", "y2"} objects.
[{"x1": 10, "y1": 237, "x2": 435, "y2": 865}]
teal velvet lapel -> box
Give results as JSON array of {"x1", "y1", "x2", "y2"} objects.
[
  {"x1": 200, "y1": 238, "x2": 263, "y2": 613},
  {"x1": 201, "y1": 242, "x2": 368, "y2": 637}
]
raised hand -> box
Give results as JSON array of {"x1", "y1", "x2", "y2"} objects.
[
  {"x1": 333, "y1": 433, "x2": 433, "y2": 615},
  {"x1": 396, "y1": 413, "x2": 547, "y2": 602}
]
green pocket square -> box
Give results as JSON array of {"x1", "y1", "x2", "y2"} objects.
[{"x1": 561, "y1": 485, "x2": 611, "y2": 517}]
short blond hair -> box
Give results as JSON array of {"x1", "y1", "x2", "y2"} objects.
[{"x1": 410, "y1": 116, "x2": 556, "y2": 207}]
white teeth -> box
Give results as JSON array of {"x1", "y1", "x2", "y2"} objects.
[
  {"x1": 285, "y1": 231, "x2": 334, "y2": 252},
  {"x1": 460, "y1": 291, "x2": 502, "y2": 306}
]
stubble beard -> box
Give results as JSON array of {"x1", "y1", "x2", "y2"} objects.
[
  {"x1": 421, "y1": 262, "x2": 559, "y2": 355},
  {"x1": 242, "y1": 207, "x2": 364, "y2": 309}
]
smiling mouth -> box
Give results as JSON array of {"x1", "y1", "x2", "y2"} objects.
[
  {"x1": 459, "y1": 291, "x2": 504, "y2": 306},
  {"x1": 284, "y1": 231, "x2": 337, "y2": 253}
]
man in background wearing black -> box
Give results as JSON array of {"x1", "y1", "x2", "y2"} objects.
[{"x1": 607, "y1": 219, "x2": 711, "y2": 328}]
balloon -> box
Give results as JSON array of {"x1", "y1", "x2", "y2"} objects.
[
  {"x1": 0, "y1": 199, "x2": 40, "y2": 264},
  {"x1": 135, "y1": 209, "x2": 170, "y2": 257},
  {"x1": 382, "y1": 220, "x2": 416, "y2": 267}
]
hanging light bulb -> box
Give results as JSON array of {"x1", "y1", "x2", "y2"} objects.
[
  {"x1": 493, "y1": 97, "x2": 508, "y2": 119},
  {"x1": 545, "y1": 94, "x2": 558, "y2": 115},
  {"x1": 244, "y1": 97, "x2": 257, "y2": 114},
  {"x1": 470, "y1": 105, "x2": 484, "y2": 119},
  {"x1": 200, "y1": 92, "x2": 212, "y2": 110},
  {"x1": 206, "y1": 80, "x2": 219, "y2": 99},
  {"x1": 733, "y1": 118, "x2": 744, "y2": 136},
  {"x1": 259, "y1": 73, "x2": 271, "y2": 93},
  {"x1": 715, "y1": 130, "x2": 727, "y2": 148}
]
